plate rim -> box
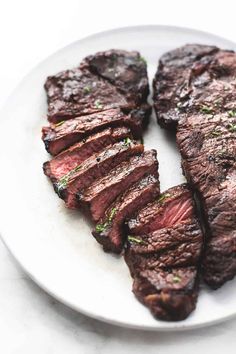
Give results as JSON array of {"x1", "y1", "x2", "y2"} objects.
[{"x1": 1, "y1": 24, "x2": 236, "y2": 331}]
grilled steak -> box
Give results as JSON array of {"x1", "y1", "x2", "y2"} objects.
[
  {"x1": 153, "y1": 44, "x2": 236, "y2": 288},
  {"x1": 55, "y1": 140, "x2": 144, "y2": 208},
  {"x1": 93, "y1": 174, "x2": 160, "y2": 253},
  {"x1": 83, "y1": 49, "x2": 149, "y2": 106},
  {"x1": 42, "y1": 108, "x2": 143, "y2": 156},
  {"x1": 128, "y1": 184, "x2": 193, "y2": 235},
  {"x1": 132, "y1": 267, "x2": 198, "y2": 321},
  {"x1": 125, "y1": 184, "x2": 203, "y2": 321},
  {"x1": 43, "y1": 126, "x2": 130, "y2": 182},
  {"x1": 78, "y1": 150, "x2": 159, "y2": 222},
  {"x1": 45, "y1": 49, "x2": 150, "y2": 123}
]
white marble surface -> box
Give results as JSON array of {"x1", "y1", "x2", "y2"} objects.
[{"x1": 1, "y1": 0, "x2": 236, "y2": 352}]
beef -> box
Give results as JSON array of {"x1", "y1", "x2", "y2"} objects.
[
  {"x1": 128, "y1": 184, "x2": 193, "y2": 235},
  {"x1": 42, "y1": 108, "x2": 143, "y2": 156},
  {"x1": 43, "y1": 126, "x2": 130, "y2": 182},
  {"x1": 44, "y1": 67, "x2": 129, "y2": 123},
  {"x1": 125, "y1": 184, "x2": 203, "y2": 321},
  {"x1": 153, "y1": 44, "x2": 219, "y2": 130},
  {"x1": 45, "y1": 50, "x2": 150, "y2": 123},
  {"x1": 54, "y1": 140, "x2": 144, "y2": 209},
  {"x1": 78, "y1": 150, "x2": 159, "y2": 222},
  {"x1": 92, "y1": 174, "x2": 160, "y2": 253},
  {"x1": 83, "y1": 49, "x2": 149, "y2": 106},
  {"x1": 132, "y1": 268, "x2": 198, "y2": 321},
  {"x1": 153, "y1": 44, "x2": 236, "y2": 288}
]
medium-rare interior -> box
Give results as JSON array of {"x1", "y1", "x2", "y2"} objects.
[
  {"x1": 93, "y1": 173, "x2": 160, "y2": 253},
  {"x1": 78, "y1": 150, "x2": 159, "y2": 222},
  {"x1": 54, "y1": 139, "x2": 144, "y2": 209},
  {"x1": 153, "y1": 44, "x2": 236, "y2": 289},
  {"x1": 125, "y1": 184, "x2": 203, "y2": 321}
]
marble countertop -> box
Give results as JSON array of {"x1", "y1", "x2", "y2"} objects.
[{"x1": 1, "y1": 1, "x2": 236, "y2": 352}]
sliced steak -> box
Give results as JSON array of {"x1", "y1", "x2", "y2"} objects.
[
  {"x1": 128, "y1": 184, "x2": 193, "y2": 235},
  {"x1": 54, "y1": 140, "x2": 144, "y2": 208},
  {"x1": 43, "y1": 126, "x2": 130, "y2": 182},
  {"x1": 153, "y1": 44, "x2": 236, "y2": 288},
  {"x1": 45, "y1": 50, "x2": 150, "y2": 124},
  {"x1": 78, "y1": 150, "x2": 159, "y2": 222},
  {"x1": 45, "y1": 67, "x2": 129, "y2": 123},
  {"x1": 92, "y1": 174, "x2": 160, "y2": 253},
  {"x1": 125, "y1": 184, "x2": 203, "y2": 321},
  {"x1": 42, "y1": 108, "x2": 143, "y2": 156},
  {"x1": 83, "y1": 49, "x2": 149, "y2": 106},
  {"x1": 133, "y1": 267, "x2": 198, "y2": 321}
]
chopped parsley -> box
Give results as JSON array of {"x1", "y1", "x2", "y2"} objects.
[
  {"x1": 173, "y1": 275, "x2": 181, "y2": 283},
  {"x1": 200, "y1": 105, "x2": 213, "y2": 114},
  {"x1": 94, "y1": 99, "x2": 103, "y2": 109},
  {"x1": 57, "y1": 165, "x2": 82, "y2": 190},
  {"x1": 228, "y1": 110, "x2": 236, "y2": 118},
  {"x1": 228, "y1": 123, "x2": 236, "y2": 132},
  {"x1": 139, "y1": 56, "x2": 147, "y2": 65},
  {"x1": 127, "y1": 236, "x2": 145, "y2": 245},
  {"x1": 55, "y1": 120, "x2": 65, "y2": 127},
  {"x1": 95, "y1": 208, "x2": 117, "y2": 233},
  {"x1": 208, "y1": 128, "x2": 221, "y2": 137},
  {"x1": 158, "y1": 193, "x2": 171, "y2": 203},
  {"x1": 123, "y1": 137, "x2": 132, "y2": 146},
  {"x1": 83, "y1": 86, "x2": 91, "y2": 94}
]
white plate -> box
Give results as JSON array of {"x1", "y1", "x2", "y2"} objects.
[{"x1": 0, "y1": 25, "x2": 236, "y2": 331}]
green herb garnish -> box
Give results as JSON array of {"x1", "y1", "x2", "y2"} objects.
[
  {"x1": 228, "y1": 110, "x2": 236, "y2": 118},
  {"x1": 57, "y1": 165, "x2": 82, "y2": 190},
  {"x1": 55, "y1": 120, "x2": 65, "y2": 127},
  {"x1": 173, "y1": 275, "x2": 181, "y2": 283},
  {"x1": 228, "y1": 123, "x2": 236, "y2": 132},
  {"x1": 84, "y1": 86, "x2": 91, "y2": 94},
  {"x1": 95, "y1": 208, "x2": 117, "y2": 233},
  {"x1": 94, "y1": 99, "x2": 103, "y2": 109},
  {"x1": 139, "y1": 56, "x2": 147, "y2": 65},
  {"x1": 127, "y1": 236, "x2": 145, "y2": 244},
  {"x1": 200, "y1": 105, "x2": 213, "y2": 114},
  {"x1": 124, "y1": 137, "x2": 132, "y2": 146},
  {"x1": 158, "y1": 193, "x2": 171, "y2": 203}
]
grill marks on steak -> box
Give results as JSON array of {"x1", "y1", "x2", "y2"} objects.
[
  {"x1": 55, "y1": 140, "x2": 144, "y2": 209},
  {"x1": 45, "y1": 50, "x2": 149, "y2": 123},
  {"x1": 42, "y1": 108, "x2": 143, "y2": 156},
  {"x1": 177, "y1": 113, "x2": 236, "y2": 288},
  {"x1": 153, "y1": 44, "x2": 236, "y2": 288},
  {"x1": 78, "y1": 150, "x2": 159, "y2": 222},
  {"x1": 133, "y1": 268, "x2": 198, "y2": 321},
  {"x1": 83, "y1": 49, "x2": 149, "y2": 106},
  {"x1": 92, "y1": 174, "x2": 160, "y2": 253},
  {"x1": 43, "y1": 126, "x2": 130, "y2": 182},
  {"x1": 125, "y1": 184, "x2": 203, "y2": 321}
]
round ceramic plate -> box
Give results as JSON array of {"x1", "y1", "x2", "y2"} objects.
[{"x1": 0, "y1": 25, "x2": 236, "y2": 331}]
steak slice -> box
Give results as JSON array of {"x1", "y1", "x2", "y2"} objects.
[
  {"x1": 45, "y1": 67, "x2": 129, "y2": 123},
  {"x1": 82, "y1": 49, "x2": 149, "y2": 106},
  {"x1": 42, "y1": 108, "x2": 143, "y2": 156},
  {"x1": 133, "y1": 268, "x2": 198, "y2": 321},
  {"x1": 45, "y1": 50, "x2": 150, "y2": 124},
  {"x1": 92, "y1": 174, "x2": 160, "y2": 253},
  {"x1": 125, "y1": 184, "x2": 203, "y2": 321},
  {"x1": 43, "y1": 126, "x2": 130, "y2": 182},
  {"x1": 128, "y1": 184, "x2": 193, "y2": 235},
  {"x1": 54, "y1": 140, "x2": 144, "y2": 208},
  {"x1": 78, "y1": 150, "x2": 159, "y2": 222},
  {"x1": 153, "y1": 44, "x2": 236, "y2": 288}
]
